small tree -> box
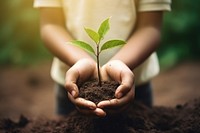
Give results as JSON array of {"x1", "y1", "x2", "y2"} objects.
[{"x1": 71, "y1": 18, "x2": 126, "y2": 86}]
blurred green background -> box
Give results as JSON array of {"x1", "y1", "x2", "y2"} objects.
[
  {"x1": 0, "y1": 0, "x2": 200, "y2": 68},
  {"x1": 0, "y1": 0, "x2": 51, "y2": 66}
]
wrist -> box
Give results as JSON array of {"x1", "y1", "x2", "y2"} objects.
[{"x1": 77, "y1": 58, "x2": 96, "y2": 65}]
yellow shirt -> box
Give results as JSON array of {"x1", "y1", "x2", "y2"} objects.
[{"x1": 34, "y1": 0, "x2": 171, "y2": 86}]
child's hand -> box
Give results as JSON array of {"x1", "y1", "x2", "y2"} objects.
[
  {"x1": 65, "y1": 58, "x2": 106, "y2": 117},
  {"x1": 98, "y1": 60, "x2": 135, "y2": 114}
]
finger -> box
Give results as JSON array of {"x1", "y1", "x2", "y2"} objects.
[
  {"x1": 68, "y1": 93, "x2": 106, "y2": 117},
  {"x1": 94, "y1": 108, "x2": 107, "y2": 117},
  {"x1": 68, "y1": 93, "x2": 96, "y2": 110},
  {"x1": 65, "y1": 82, "x2": 79, "y2": 98},
  {"x1": 65, "y1": 68, "x2": 80, "y2": 97},
  {"x1": 115, "y1": 82, "x2": 134, "y2": 99},
  {"x1": 115, "y1": 69, "x2": 134, "y2": 98},
  {"x1": 76, "y1": 107, "x2": 106, "y2": 117},
  {"x1": 97, "y1": 88, "x2": 134, "y2": 109}
]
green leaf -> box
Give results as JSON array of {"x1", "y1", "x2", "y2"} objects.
[
  {"x1": 84, "y1": 28, "x2": 100, "y2": 44},
  {"x1": 70, "y1": 40, "x2": 95, "y2": 55},
  {"x1": 100, "y1": 40, "x2": 126, "y2": 52},
  {"x1": 98, "y1": 18, "x2": 110, "y2": 40}
]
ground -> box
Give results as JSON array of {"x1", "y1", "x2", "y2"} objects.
[{"x1": 0, "y1": 61, "x2": 200, "y2": 121}]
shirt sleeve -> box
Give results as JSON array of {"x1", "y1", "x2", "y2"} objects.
[
  {"x1": 33, "y1": 0, "x2": 62, "y2": 8},
  {"x1": 138, "y1": 0, "x2": 171, "y2": 12}
]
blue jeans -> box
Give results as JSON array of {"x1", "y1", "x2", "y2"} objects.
[{"x1": 54, "y1": 82, "x2": 153, "y2": 115}]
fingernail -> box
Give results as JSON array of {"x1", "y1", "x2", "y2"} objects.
[
  {"x1": 96, "y1": 112, "x2": 102, "y2": 117},
  {"x1": 96, "y1": 112, "x2": 106, "y2": 117},
  {"x1": 117, "y1": 92, "x2": 123, "y2": 98},
  {"x1": 71, "y1": 91, "x2": 76, "y2": 97},
  {"x1": 97, "y1": 105, "x2": 103, "y2": 108},
  {"x1": 89, "y1": 106, "x2": 96, "y2": 110}
]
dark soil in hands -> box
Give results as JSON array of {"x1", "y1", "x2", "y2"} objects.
[
  {"x1": 78, "y1": 80, "x2": 119, "y2": 104},
  {"x1": 1, "y1": 98, "x2": 200, "y2": 133}
]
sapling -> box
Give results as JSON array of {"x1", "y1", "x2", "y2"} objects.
[{"x1": 70, "y1": 18, "x2": 126, "y2": 86}]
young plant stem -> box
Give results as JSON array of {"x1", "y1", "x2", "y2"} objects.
[
  {"x1": 96, "y1": 44, "x2": 102, "y2": 86},
  {"x1": 71, "y1": 18, "x2": 125, "y2": 86}
]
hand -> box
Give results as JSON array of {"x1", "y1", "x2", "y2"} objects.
[
  {"x1": 65, "y1": 58, "x2": 106, "y2": 117},
  {"x1": 98, "y1": 60, "x2": 135, "y2": 114}
]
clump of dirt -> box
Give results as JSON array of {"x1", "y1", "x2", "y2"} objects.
[
  {"x1": 79, "y1": 80, "x2": 119, "y2": 104},
  {"x1": 0, "y1": 115, "x2": 29, "y2": 133},
  {"x1": 1, "y1": 98, "x2": 200, "y2": 133}
]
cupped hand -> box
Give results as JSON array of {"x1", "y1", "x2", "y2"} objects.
[
  {"x1": 65, "y1": 58, "x2": 106, "y2": 117},
  {"x1": 98, "y1": 60, "x2": 135, "y2": 114}
]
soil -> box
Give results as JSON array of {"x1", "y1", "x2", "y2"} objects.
[
  {"x1": 0, "y1": 98, "x2": 200, "y2": 133},
  {"x1": 79, "y1": 80, "x2": 119, "y2": 104},
  {"x1": 0, "y1": 61, "x2": 200, "y2": 133}
]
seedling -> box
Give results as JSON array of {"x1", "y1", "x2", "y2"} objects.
[{"x1": 70, "y1": 18, "x2": 126, "y2": 86}]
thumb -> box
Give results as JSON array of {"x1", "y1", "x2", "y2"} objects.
[
  {"x1": 101, "y1": 65, "x2": 111, "y2": 81},
  {"x1": 115, "y1": 66, "x2": 134, "y2": 98},
  {"x1": 65, "y1": 68, "x2": 79, "y2": 98}
]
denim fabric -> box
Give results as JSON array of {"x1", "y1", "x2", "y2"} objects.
[
  {"x1": 54, "y1": 82, "x2": 153, "y2": 115},
  {"x1": 134, "y1": 82, "x2": 153, "y2": 107},
  {"x1": 54, "y1": 84, "x2": 75, "y2": 115}
]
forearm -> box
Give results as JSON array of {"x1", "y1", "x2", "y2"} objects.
[
  {"x1": 111, "y1": 27, "x2": 160, "y2": 70},
  {"x1": 39, "y1": 8, "x2": 94, "y2": 67},
  {"x1": 40, "y1": 24, "x2": 93, "y2": 66},
  {"x1": 111, "y1": 11, "x2": 162, "y2": 70}
]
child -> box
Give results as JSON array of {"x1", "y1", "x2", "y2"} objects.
[{"x1": 34, "y1": 0, "x2": 171, "y2": 117}]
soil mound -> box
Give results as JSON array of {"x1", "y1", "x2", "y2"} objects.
[
  {"x1": 79, "y1": 80, "x2": 119, "y2": 104},
  {"x1": 1, "y1": 98, "x2": 200, "y2": 133}
]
